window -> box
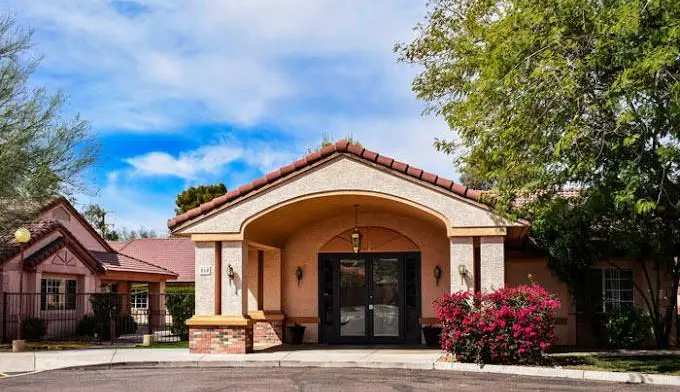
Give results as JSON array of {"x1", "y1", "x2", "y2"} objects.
[
  {"x1": 101, "y1": 283, "x2": 118, "y2": 293},
  {"x1": 40, "y1": 278, "x2": 77, "y2": 311},
  {"x1": 131, "y1": 289, "x2": 148, "y2": 309},
  {"x1": 602, "y1": 268, "x2": 634, "y2": 312}
]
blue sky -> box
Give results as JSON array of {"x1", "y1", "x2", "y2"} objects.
[{"x1": 3, "y1": 0, "x2": 458, "y2": 234}]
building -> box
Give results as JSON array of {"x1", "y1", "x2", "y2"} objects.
[
  {"x1": 167, "y1": 140, "x2": 673, "y2": 354},
  {"x1": 109, "y1": 238, "x2": 195, "y2": 290},
  {"x1": 0, "y1": 197, "x2": 178, "y2": 341}
]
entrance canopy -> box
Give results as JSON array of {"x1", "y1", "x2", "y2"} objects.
[{"x1": 173, "y1": 140, "x2": 527, "y2": 354}]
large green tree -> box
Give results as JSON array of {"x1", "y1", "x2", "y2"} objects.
[
  {"x1": 175, "y1": 183, "x2": 227, "y2": 215},
  {"x1": 398, "y1": 0, "x2": 680, "y2": 346},
  {"x1": 0, "y1": 17, "x2": 98, "y2": 230}
]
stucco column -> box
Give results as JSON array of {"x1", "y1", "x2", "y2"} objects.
[
  {"x1": 148, "y1": 281, "x2": 165, "y2": 331},
  {"x1": 450, "y1": 237, "x2": 474, "y2": 292},
  {"x1": 247, "y1": 248, "x2": 258, "y2": 312},
  {"x1": 221, "y1": 240, "x2": 249, "y2": 316},
  {"x1": 116, "y1": 281, "x2": 132, "y2": 316},
  {"x1": 480, "y1": 236, "x2": 505, "y2": 292},
  {"x1": 193, "y1": 241, "x2": 216, "y2": 316},
  {"x1": 263, "y1": 249, "x2": 282, "y2": 311}
]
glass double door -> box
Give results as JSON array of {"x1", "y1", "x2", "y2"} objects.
[{"x1": 319, "y1": 253, "x2": 421, "y2": 344}]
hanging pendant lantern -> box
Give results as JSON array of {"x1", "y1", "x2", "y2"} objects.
[{"x1": 351, "y1": 204, "x2": 362, "y2": 255}]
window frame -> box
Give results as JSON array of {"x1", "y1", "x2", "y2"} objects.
[
  {"x1": 40, "y1": 278, "x2": 77, "y2": 311},
  {"x1": 601, "y1": 268, "x2": 634, "y2": 312},
  {"x1": 130, "y1": 289, "x2": 149, "y2": 310}
]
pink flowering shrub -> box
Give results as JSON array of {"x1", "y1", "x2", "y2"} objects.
[{"x1": 436, "y1": 285, "x2": 560, "y2": 364}]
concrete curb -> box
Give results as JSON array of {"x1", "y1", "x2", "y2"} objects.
[
  {"x1": 433, "y1": 361, "x2": 680, "y2": 386},
  {"x1": 41, "y1": 359, "x2": 680, "y2": 386},
  {"x1": 4, "y1": 349, "x2": 680, "y2": 386}
]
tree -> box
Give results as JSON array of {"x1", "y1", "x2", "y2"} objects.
[
  {"x1": 398, "y1": 0, "x2": 680, "y2": 347},
  {"x1": 82, "y1": 204, "x2": 119, "y2": 241},
  {"x1": 0, "y1": 17, "x2": 98, "y2": 231},
  {"x1": 459, "y1": 173, "x2": 494, "y2": 191},
  {"x1": 118, "y1": 226, "x2": 158, "y2": 241},
  {"x1": 306, "y1": 132, "x2": 362, "y2": 154},
  {"x1": 175, "y1": 183, "x2": 227, "y2": 215}
]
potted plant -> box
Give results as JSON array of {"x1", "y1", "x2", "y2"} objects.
[
  {"x1": 287, "y1": 323, "x2": 306, "y2": 345},
  {"x1": 422, "y1": 325, "x2": 442, "y2": 347}
]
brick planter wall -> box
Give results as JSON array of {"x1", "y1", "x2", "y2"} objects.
[
  {"x1": 189, "y1": 325, "x2": 253, "y2": 354},
  {"x1": 253, "y1": 320, "x2": 283, "y2": 346}
]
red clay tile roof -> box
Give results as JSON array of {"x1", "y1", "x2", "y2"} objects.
[
  {"x1": 0, "y1": 220, "x2": 64, "y2": 263},
  {"x1": 22, "y1": 236, "x2": 105, "y2": 274},
  {"x1": 168, "y1": 140, "x2": 484, "y2": 230},
  {"x1": 91, "y1": 250, "x2": 178, "y2": 277},
  {"x1": 108, "y1": 238, "x2": 194, "y2": 282}
]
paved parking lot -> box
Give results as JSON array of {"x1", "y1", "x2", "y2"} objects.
[{"x1": 1, "y1": 367, "x2": 676, "y2": 391}]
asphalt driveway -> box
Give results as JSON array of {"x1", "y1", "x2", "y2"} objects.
[{"x1": 1, "y1": 367, "x2": 676, "y2": 391}]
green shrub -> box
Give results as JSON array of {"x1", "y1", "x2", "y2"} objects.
[
  {"x1": 165, "y1": 291, "x2": 195, "y2": 341},
  {"x1": 116, "y1": 314, "x2": 138, "y2": 336},
  {"x1": 604, "y1": 307, "x2": 651, "y2": 349},
  {"x1": 76, "y1": 314, "x2": 98, "y2": 337},
  {"x1": 21, "y1": 317, "x2": 47, "y2": 341},
  {"x1": 87, "y1": 293, "x2": 137, "y2": 340}
]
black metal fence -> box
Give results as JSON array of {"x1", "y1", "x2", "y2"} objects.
[{"x1": 0, "y1": 292, "x2": 194, "y2": 344}]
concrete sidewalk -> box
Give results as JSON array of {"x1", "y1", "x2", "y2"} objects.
[
  {"x1": 1, "y1": 347, "x2": 680, "y2": 386},
  {"x1": 0, "y1": 347, "x2": 440, "y2": 374}
]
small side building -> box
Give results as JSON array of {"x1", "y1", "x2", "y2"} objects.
[{"x1": 0, "y1": 197, "x2": 178, "y2": 341}]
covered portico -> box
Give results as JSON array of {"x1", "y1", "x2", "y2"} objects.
[{"x1": 168, "y1": 140, "x2": 525, "y2": 354}]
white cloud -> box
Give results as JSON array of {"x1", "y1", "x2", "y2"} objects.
[
  {"x1": 4, "y1": 0, "x2": 468, "y2": 227},
  {"x1": 124, "y1": 140, "x2": 298, "y2": 180},
  {"x1": 7, "y1": 0, "x2": 429, "y2": 131},
  {"x1": 125, "y1": 144, "x2": 244, "y2": 180}
]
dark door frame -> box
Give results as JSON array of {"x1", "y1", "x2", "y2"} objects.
[{"x1": 318, "y1": 252, "x2": 421, "y2": 344}]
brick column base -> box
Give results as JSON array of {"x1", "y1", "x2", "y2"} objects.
[
  {"x1": 253, "y1": 320, "x2": 283, "y2": 346},
  {"x1": 189, "y1": 325, "x2": 254, "y2": 354}
]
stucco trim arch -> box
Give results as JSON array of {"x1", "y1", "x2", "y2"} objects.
[
  {"x1": 319, "y1": 226, "x2": 420, "y2": 253},
  {"x1": 240, "y1": 190, "x2": 452, "y2": 236}
]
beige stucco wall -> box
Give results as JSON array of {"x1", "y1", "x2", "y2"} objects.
[
  {"x1": 193, "y1": 242, "x2": 215, "y2": 316},
  {"x1": 450, "y1": 237, "x2": 474, "y2": 292},
  {"x1": 280, "y1": 210, "x2": 449, "y2": 343},
  {"x1": 480, "y1": 236, "x2": 505, "y2": 292},
  {"x1": 262, "y1": 249, "x2": 282, "y2": 311},
  {"x1": 180, "y1": 155, "x2": 514, "y2": 235},
  {"x1": 247, "y1": 248, "x2": 258, "y2": 312},
  {"x1": 221, "y1": 241, "x2": 249, "y2": 315}
]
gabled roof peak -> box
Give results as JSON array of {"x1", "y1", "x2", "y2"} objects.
[{"x1": 168, "y1": 140, "x2": 483, "y2": 231}]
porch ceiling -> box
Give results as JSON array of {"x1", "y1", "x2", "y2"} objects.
[{"x1": 244, "y1": 194, "x2": 447, "y2": 248}]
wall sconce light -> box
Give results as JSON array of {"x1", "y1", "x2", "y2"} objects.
[
  {"x1": 458, "y1": 264, "x2": 467, "y2": 277},
  {"x1": 433, "y1": 265, "x2": 442, "y2": 286},
  {"x1": 295, "y1": 266, "x2": 303, "y2": 286},
  {"x1": 227, "y1": 264, "x2": 235, "y2": 280}
]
